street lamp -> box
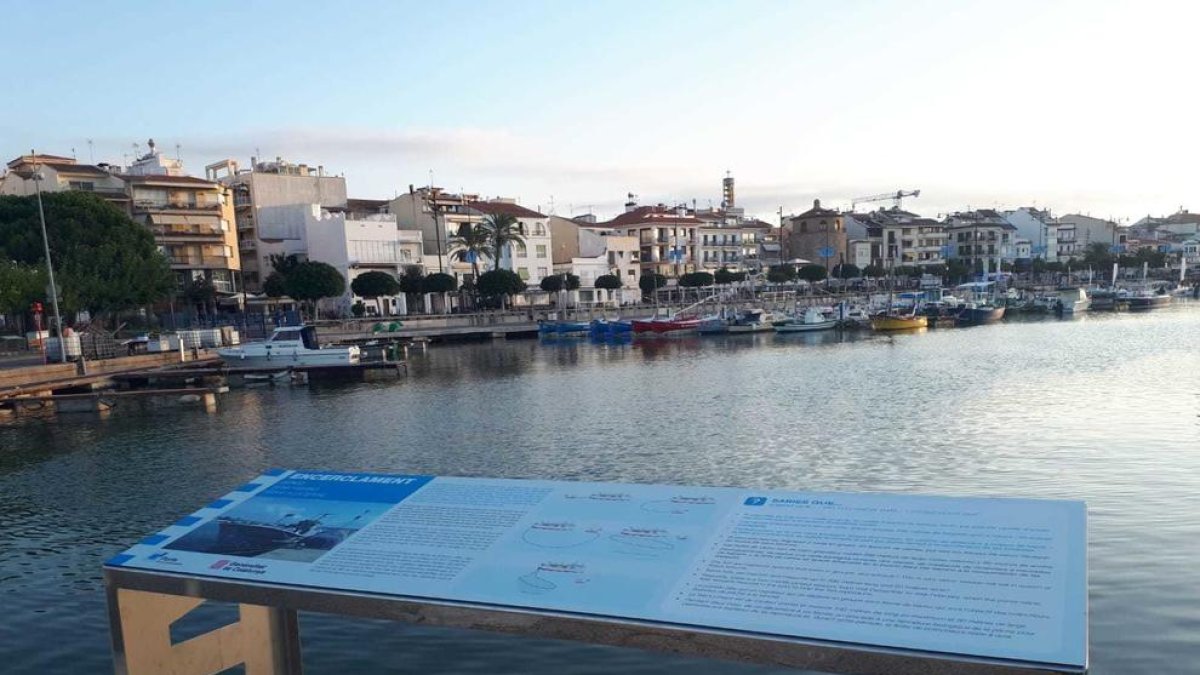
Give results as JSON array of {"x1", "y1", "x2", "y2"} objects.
[{"x1": 30, "y1": 158, "x2": 67, "y2": 363}]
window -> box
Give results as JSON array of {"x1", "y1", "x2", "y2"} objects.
[
  {"x1": 68, "y1": 181, "x2": 95, "y2": 191},
  {"x1": 536, "y1": 244, "x2": 547, "y2": 258},
  {"x1": 220, "y1": 219, "x2": 229, "y2": 232},
  {"x1": 224, "y1": 245, "x2": 233, "y2": 258},
  {"x1": 628, "y1": 269, "x2": 636, "y2": 277},
  {"x1": 515, "y1": 242, "x2": 527, "y2": 256},
  {"x1": 518, "y1": 268, "x2": 530, "y2": 280},
  {"x1": 538, "y1": 267, "x2": 548, "y2": 278},
  {"x1": 800, "y1": 222, "x2": 808, "y2": 233}
]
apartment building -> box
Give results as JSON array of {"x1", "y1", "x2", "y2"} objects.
[
  {"x1": 945, "y1": 209, "x2": 1018, "y2": 270},
  {"x1": 206, "y1": 157, "x2": 347, "y2": 292},
  {"x1": 782, "y1": 200, "x2": 846, "y2": 266},
  {"x1": 598, "y1": 203, "x2": 700, "y2": 277}
]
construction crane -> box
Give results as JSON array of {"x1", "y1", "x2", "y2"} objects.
[{"x1": 851, "y1": 189, "x2": 920, "y2": 211}]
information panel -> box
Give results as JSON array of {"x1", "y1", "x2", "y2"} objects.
[{"x1": 107, "y1": 470, "x2": 1087, "y2": 670}]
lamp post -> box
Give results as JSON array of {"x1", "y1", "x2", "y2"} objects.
[{"x1": 31, "y1": 158, "x2": 67, "y2": 363}]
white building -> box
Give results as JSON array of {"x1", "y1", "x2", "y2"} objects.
[
  {"x1": 1057, "y1": 214, "x2": 1128, "y2": 253},
  {"x1": 304, "y1": 205, "x2": 423, "y2": 316},
  {"x1": 467, "y1": 200, "x2": 553, "y2": 287},
  {"x1": 206, "y1": 157, "x2": 347, "y2": 292},
  {"x1": 1003, "y1": 207, "x2": 1062, "y2": 261}
]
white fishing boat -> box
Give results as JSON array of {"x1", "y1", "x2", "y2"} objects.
[
  {"x1": 217, "y1": 326, "x2": 359, "y2": 367},
  {"x1": 773, "y1": 307, "x2": 837, "y2": 333},
  {"x1": 1055, "y1": 288, "x2": 1091, "y2": 314},
  {"x1": 727, "y1": 308, "x2": 777, "y2": 333}
]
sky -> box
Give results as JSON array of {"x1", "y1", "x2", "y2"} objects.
[{"x1": 2, "y1": 0, "x2": 1197, "y2": 223}]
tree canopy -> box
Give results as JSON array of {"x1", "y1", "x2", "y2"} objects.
[
  {"x1": 796, "y1": 264, "x2": 827, "y2": 282},
  {"x1": 477, "y1": 269, "x2": 526, "y2": 301},
  {"x1": 480, "y1": 213, "x2": 526, "y2": 270},
  {"x1": 263, "y1": 271, "x2": 288, "y2": 298},
  {"x1": 639, "y1": 272, "x2": 667, "y2": 295},
  {"x1": 594, "y1": 274, "x2": 622, "y2": 290},
  {"x1": 0, "y1": 192, "x2": 173, "y2": 319},
  {"x1": 714, "y1": 267, "x2": 746, "y2": 284},
  {"x1": 448, "y1": 222, "x2": 492, "y2": 279},
  {"x1": 422, "y1": 272, "x2": 458, "y2": 294},
  {"x1": 284, "y1": 261, "x2": 345, "y2": 317},
  {"x1": 766, "y1": 264, "x2": 796, "y2": 283},
  {"x1": 351, "y1": 271, "x2": 401, "y2": 300},
  {"x1": 678, "y1": 271, "x2": 715, "y2": 287},
  {"x1": 831, "y1": 263, "x2": 860, "y2": 279},
  {"x1": 351, "y1": 270, "x2": 402, "y2": 315},
  {"x1": 862, "y1": 264, "x2": 887, "y2": 278},
  {"x1": 0, "y1": 259, "x2": 44, "y2": 318}
]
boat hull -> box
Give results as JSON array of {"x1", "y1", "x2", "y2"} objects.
[
  {"x1": 217, "y1": 348, "x2": 359, "y2": 367},
  {"x1": 871, "y1": 315, "x2": 928, "y2": 331},
  {"x1": 956, "y1": 306, "x2": 1006, "y2": 325},
  {"x1": 773, "y1": 320, "x2": 837, "y2": 333},
  {"x1": 1128, "y1": 295, "x2": 1171, "y2": 310}
]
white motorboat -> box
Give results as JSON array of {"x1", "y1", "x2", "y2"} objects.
[
  {"x1": 773, "y1": 307, "x2": 838, "y2": 333},
  {"x1": 217, "y1": 326, "x2": 359, "y2": 367},
  {"x1": 1055, "y1": 288, "x2": 1091, "y2": 314},
  {"x1": 727, "y1": 309, "x2": 778, "y2": 333}
]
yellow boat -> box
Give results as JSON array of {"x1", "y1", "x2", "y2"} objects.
[{"x1": 870, "y1": 314, "x2": 928, "y2": 331}]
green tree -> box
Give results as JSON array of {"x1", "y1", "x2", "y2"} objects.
[
  {"x1": 797, "y1": 264, "x2": 827, "y2": 282},
  {"x1": 892, "y1": 265, "x2": 922, "y2": 278},
  {"x1": 714, "y1": 267, "x2": 746, "y2": 284},
  {"x1": 0, "y1": 260, "x2": 45, "y2": 332},
  {"x1": 422, "y1": 272, "x2": 458, "y2": 294},
  {"x1": 398, "y1": 266, "x2": 425, "y2": 294},
  {"x1": 0, "y1": 192, "x2": 173, "y2": 323},
  {"x1": 595, "y1": 274, "x2": 623, "y2": 290},
  {"x1": 351, "y1": 301, "x2": 366, "y2": 317},
  {"x1": 182, "y1": 277, "x2": 217, "y2": 317},
  {"x1": 447, "y1": 222, "x2": 492, "y2": 281},
  {"x1": 639, "y1": 272, "x2": 667, "y2": 297},
  {"x1": 766, "y1": 264, "x2": 796, "y2": 283},
  {"x1": 862, "y1": 264, "x2": 887, "y2": 278},
  {"x1": 351, "y1": 271, "x2": 402, "y2": 316},
  {"x1": 831, "y1": 263, "x2": 860, "y2": 279},
  {"x1": 284, "y1": 261, "x2": 345, "y2": 319},
  {"x1": 263, "y1": 271, "x2": 288, "y2": 298},
  {"x1": 1081, "y1": 242, "x2": 1114, "y2": 269},
  {"x1": 480, "y1": 213, "x2": 526, "y2": 270},
  {"x1": 268, "y1": 253, "x2": 301, "y2": 276},
  {"x1": 477, "y1": 269, "x2": 526, "y2": 309},
  {"x1": 678, "y1": 271, "x2": 715, "y2": 287},
  {"x1": 541, "y1": 273, "x2": 580, "y2": 293}
]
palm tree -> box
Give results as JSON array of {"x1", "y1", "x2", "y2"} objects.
[
  {"x1": 447, "y1": 222, "x2": 492, "y2": 282},
  {"x1": 480, "y1": 213, "x2": 526, "y2": 271}
]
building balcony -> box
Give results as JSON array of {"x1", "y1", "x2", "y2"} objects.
[
  {"x1": 151, "y1": 224, "x2": 226, "y2": 239},
  {"x1": 169, "y1": 255, "x2": 236, "y2": 269},
  {"x1": 134, "y1": 200, "x2": 222, "y2": 213}
]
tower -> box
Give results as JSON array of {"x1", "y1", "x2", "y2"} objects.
[{"x1": 721, "y1": 171, "x2": 735, "y2": 210}]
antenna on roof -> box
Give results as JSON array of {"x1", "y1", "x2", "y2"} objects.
[
  {"x1": 71, "y1": 147, "x2": 76, "y2": 160},
  {"x1": 87, "y1": 139, "x2": 94, "y2": 163},
  {"x1": 175, "y1": 143, "x2": 182, "y2": 161}
]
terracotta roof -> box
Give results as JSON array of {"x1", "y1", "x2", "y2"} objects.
[
  {"x1": 467, "y1": 200, "x2": 545, "y2": 219},
  {"x1": 7, "y1": 154, "x2": 75, "y2": 168},
  {"x1": 600, "y1": 206, "x2": 702, "y2": 227},
  {"x1": 44, "y1": 162, "x2": 113, "y2": 177},
  {"x1": 124, "y1": 174, "x2": 219, "y2": 187}
]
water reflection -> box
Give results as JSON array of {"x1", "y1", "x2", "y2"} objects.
[{"x1": 1, "y1": 306, "x2": 1198, "y2": 673}]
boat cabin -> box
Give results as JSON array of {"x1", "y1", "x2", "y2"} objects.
[{"x1": 267, "y1": 326, "x2": 321, "y2": 350}]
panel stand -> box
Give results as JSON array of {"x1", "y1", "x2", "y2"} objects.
[{"x1": 109, "y1": 588, "x2": 302, "y2": 675}]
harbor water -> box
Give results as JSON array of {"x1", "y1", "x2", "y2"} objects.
[{"x1": 2, "y1": 306, "x2": 1198, "y2": 674}]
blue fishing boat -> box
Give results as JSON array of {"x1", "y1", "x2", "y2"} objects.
[{"x1": 539, "y1": 320, "x2": 591, "y2": 335}]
